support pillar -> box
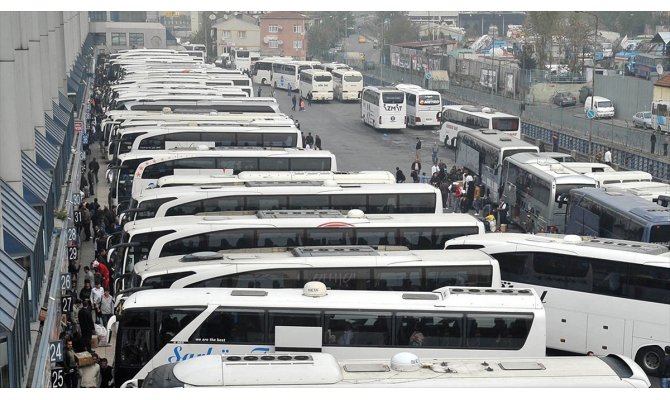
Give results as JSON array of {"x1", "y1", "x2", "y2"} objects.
[
  {"x1": 16, "y1": 12, "x2": 35, "y2": 161},
  {"x1": 38, "y1": 12, "x2": 52, "y2": 115},
  {"x1": 29, "y1": 12, "x2": 46, "y2": 138}
]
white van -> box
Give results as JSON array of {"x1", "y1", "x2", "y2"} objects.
[{"x1": 584, "y1": 96, "x2": 615, "y2": 119}]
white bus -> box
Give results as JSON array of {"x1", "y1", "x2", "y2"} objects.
[
  {"x1": 559, "y1": 162, "x2": 615, "y2": 174},
  {"x1": 112, "y1": 284, "x2": 546, "y2": 385},
  {"x1": 501, "y1": 153, "x2": 597, "y2": 233},
  {"x1": 251, "y1": 57, "x2": 293, "y2": 86},
  {"x1": 271, "y1": 60, "x2": 322, "y2": 91},
  {"x1": 117, "y1": 99, "x2": 281, "y2": 113},
  {"x1": 130, "y1": 149, "x2": 338, "y2": 200},
  {"x1": 131, "y1": 352, "x2": 650, "y2": 388},
  {"x1": 361, "y1": 86, "x2": 407, "y2": 130},
  {"x1": 298, "y1": 69, "x2": 333, "y2": 101},
  {"x1": 331, "y1": 69, "x2": 363, "y2": 101},
  {"x1": 231, "y1": 48, "x2": 260, "y2": 72},
  {"x1": 110, "y1": 211, "x2": 485, "y2": 286},
  {"x1": 128, "y1": 126, "x2": 303, "y2": 152},
  {"x1": 444, "y1": 233, "x2": 670, "y2": 376},
  {"x1": 182, "y1": 44, "x2": 207, "y2": 59},
  {"x1": 395, "y1": 84, "x2": 442, "y2": 128},
  {"x1": 651, "y1": 100, "x2": 670, "y2": 134},
  {"x1": 583, "y1": 171, "x2": 653, "y2": 188},
  {"x1": 605, "y1": 181, "x2": 670, "y2": 203},
  {"x1": 122, "y1": 182, "x2": 443, "y2": 223},
  {"x1": 440, "y1": 105, "x2": 522, "y2": 147},
  {"x1": 455, "y1": 129, "x2": 539, "y2": 205},
  {"x1": 131, "y1": 246, "x2": 500, "y2": 291},
  {"x1": 320, "y1": 62, "x2": 351, "y2": 73}
]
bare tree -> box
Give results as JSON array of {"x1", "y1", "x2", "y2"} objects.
[
  {"x1": 559, "y1": 13, "x2": 593, "y2": 74},
  {"x1": 526, "y1": 11, "x2": 562, "y2": 70}
]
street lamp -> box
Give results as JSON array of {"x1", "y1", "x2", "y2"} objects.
[{"x1": 577, "y1": 11, "x2": 598, "y2": 160}]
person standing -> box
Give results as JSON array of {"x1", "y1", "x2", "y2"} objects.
[
  {"x1": 660, "y1": 346, "x2": 670, "y2": 388},
  {"x1": 473, "y1": 184, "x2": 482, "y2": 216},
  {"x1": 552, "y1": 132, "x2": 559, "y2": 152},
  {"x1": 271, "y1": 85, "x2": 276, "y2": 97},
  {"x1": 90, "y1": 282, "x2": 104, "y2": 324},
  {"x1": 99, "y1": 358, "x2": 114, "y2": 388},
  {"x1": 305, "y1": 132, "x2": 315, "y2": 148},
  {"x1": 88, "y1": 157, "x2": 100, "y2": 184},
  {"x1": 292, "y1": 94, "x2": 297, "y2": 111},
  {"x1": 431, "y1": 162, "x2": 439, "y2": 176},
  {"x1": 315, "y1": 134, "x2": 322, "y2": 150},
  {"x1": 63, "y1": 339, "x2": 79, "y2": 388},
  {"x1": 604, "y1": 148, "x2": 612, "y2": 166},
  {"x1": 80, "y1": 352, "x2": 101, "y2": 388},
  {"x1": 78, "y1": 299, "x2": 95, "y2": 353},
  {"x1": 497, "y1": 198, "x2": 509, "y2": 232},
  {"x1": 395, "y1": 167, "x2": 406, "y2": 183},
  {"x1": 257, "y1": 86, "x2": 262, "y2": 97},
  {"x1": 415, "y1": 138, "x2": 422, "y2": 160},
  {"x1": 307, "y1": 91, "x2": 313, "y2": 106},
  {"x1": 664, "y1": 135, "x2": 669, "y2": 156},
  {"x1": 287, "y1": 83, "x2": 292, "y2": 94},
  {"x1": 299, "y1": 97, "x2": 305, "y2": 111},
  {"x1": 431, "y1": 141, "x2": 439, "y2": 165},
  {"x1": 99, "y1": 289, "x2": 114, "y2": 327},
  {"x1": 82, "y1": 206, "x2": 91, "y2": 241},
  {"x1": 651, "y1": 132, "x2": 657, "y2": 154},
  {"x1": 411, "y1": 159, "x2": 421, "y2": 178},
  {"x1": 87, "y1": 169, "x2": 95, "y2": 196}
]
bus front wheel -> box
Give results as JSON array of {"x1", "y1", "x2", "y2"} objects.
[
  {"x1": 635, "y1": 346, "x2": 664, "y2": 375},
  {"x1": 261, "y1": 78, "x2": 267, "y2": 85}
]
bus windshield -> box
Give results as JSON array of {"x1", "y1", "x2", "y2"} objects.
[
  {"x1": 419, "y1": 95, "x2": 441, "y2": 105},
  {"x1": 344, "y1": 75, "x2": 362, "y2": 82},
  {"x1": 650, "y1": 225, "x2": 670, "y2": 244},
  {"x1": 236, "y1": 51, "x2": 250, "y2": 58},
  {"x1": 314, "y1": 75, "x2": 332, "y2": 82},
  {"x1": 382, "y1": 93, "x2": 404, "y2": 104},
  {"x1": 501, "y1": 148, "x2": 534, "y2": 161},
  {"x1": 556, "y1": 184, "x2": 593, "y2": 201},
  {"x1": 492, "y1": 118, "x2": 520, "y2": 131}
]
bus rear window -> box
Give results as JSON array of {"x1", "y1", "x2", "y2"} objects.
[
  {"x1": 382, "y1": 92, "x2": 404, "y2": 104},
  {"x1": 650, "y1": 225, "x2": 670, "y2": 245},
  {"x1": 492, "y1": 117, "x2": 520, "y2": 131},
  {"x1": 344, "y1": 75, "x2": 362, "y2": 82},
  {"x1": 314, "y1": 75, "x2": 332, "y2": 82},
  {"x1": 419, "y1": 95, "x2": 441, "y2": 105},
  {"x1": 236, "y1": 51, "x2": 250, "y2": 58}
]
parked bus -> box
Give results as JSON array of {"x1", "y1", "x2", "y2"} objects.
[
  {"x1": 117, "y1": 99, "x2": 281, "y2": 113},
  {"x1": 251, "y1": 57, "x2": 293, "y2": 86},
  {"x1": 129, "y1": 149, "x2": 338, "y2": 200},
  {"x1": 361, "y1": 86, "x2": 407, "y2": 130},
  {"x1": 123, "y1": 182, "x2": 443, "y2": 223},
  {"x1": 182, "y1": 44, "x2": 207, "y2": 60},
  {"x1": 110, "y1": 211, "x2": 485, "y2": 287},
  {"x1": 320, "y1": 62, "x2": 351, "y2": 73},
  {"x1": 131, "y1": 352, "x2": 649, "y2": 388},
  {"x1": 651, "y1": 100, "x2": 670, "y2": 134},
  {"x1": 583, "y1": 171, "x2": 653, "y2": 188},
  {"x1": 445, "y1": 232, "x2": 670, "y2": 376},
  {"x1": 606, "y1": 181, "x2": 670, "y2": 203},
  {"x1": 112, "y1": 284, "x2": 545, "y2": 384},
  {"x1": 128, "y1": 126, "x2": 303, "y2": 152},
  {"x1": 565, "y1": 187, "x2": 670, "y2": 245},
  {"x1": 131, "y1": 246, "x2": 500, "y2": 291},
  {"x1": 271, "y1": 60, "x2": 322, "y2": 91},
  {"x1": 500, "y1": 153, "x2": 597, "y2": 233},
  {"x1": 331, "y1": 69, "x2": 363, "y2": 101},
  {"x1": 440, "y1": 105, "x2": 522, "y2": 147},
  {"x1": 560, "y1": 162, "x2": 615, "y2": 174},
  {"x1": 231, "y1": 48, "x2": 260, "y2": 72},
  {"x1": 299, "y1": 69, "x2": 333, "y2": 101},
  {"x1": 395, "y1": 84, "x2": 442, "y2": 128},
  {"x1": 633, "y1": 53, "x2": 670, "y2": 80},
  {"x1": 455, "y1": 129, "x2": 539, "y2": 205}
]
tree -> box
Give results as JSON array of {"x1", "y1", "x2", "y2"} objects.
[
  {"x1": 516, "y1": 46, "x2": 537, "y2": 70},
  {"x1": 559, "y1": 13, "x2": 593, "y2": 74},
  {"x1": 306, "y1": 12, "x2": 354, "y2": 59},
  {"x1": 525, "y1": 11, "x2": 562, "y2": 70}
]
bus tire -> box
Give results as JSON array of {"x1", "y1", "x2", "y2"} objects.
[
  {"x1": 635, "y1": 346, "x2": 664, "y2": 376},
  {"x1": 261, "y1": 78, "x2": 267, "y2": 86}
]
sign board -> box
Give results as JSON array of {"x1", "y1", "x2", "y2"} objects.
[
  {"x1": 50, "y1": 367, "x2": 65, "y2": 388},
  {"x1": 49, "y1": 341, "x2": 64, "y2": 363},
  {"x1": 586, "y1": 110, "x2": 596, "y2": 119},
  {"x1": 67, "y1": 246, "x2": 78, "y2": 261},
  {"x1": 66, "y1": 227, "x2": 78, "y2": 247},
  {"x1": 425, "y1": 72, "x2": 432, "y2": 80},
  {"x1": 657, "y1": 63, "x2": 664, "y2": 75},
  {"x1": 60, "y1": 295, "x2": 74, "y2": 313},
  {"x1": 74, "y1": 120, "x2": 84, "y2": 134},
  {"x1": 72, "y1": 210, "x2": 82, "y2": 225},
  {"x1": 60, "y1": 273, "x2": 72, "y2": 291}
]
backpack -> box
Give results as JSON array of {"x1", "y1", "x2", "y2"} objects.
[{"x1": 454, "y1": 186, "x2": 463, "y2": 198}]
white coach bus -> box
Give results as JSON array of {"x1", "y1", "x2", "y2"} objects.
[
  {"x1": 112, "y1": 284, "x2": 546, "y2": 385},
  {"x1": 361, "y1": 86, "x2": 407, "y2": 130},
  {"x1": 440, "y1": 105, "x2": 522, "y2": 148},
  {"x1": 395, "y1": 84, "x2": 442, "y2": 128},
  {"x1": 332, "y1": 69, "x2": 363, "y2": 101},
  {"x1": 299, "y1": 69, "x2": 333, "y2": 101},
  {"x1": 445, "y1": 232, "x2": 670, "y2": 376}
]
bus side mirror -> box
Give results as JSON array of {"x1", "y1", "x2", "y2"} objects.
[{"x1": 556, "y1": 194, "x2": 568, "y2": 208}]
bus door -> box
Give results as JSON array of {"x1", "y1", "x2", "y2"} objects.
[{"x1": 480, "y1": 164, "x2": 500, "y2": 204}]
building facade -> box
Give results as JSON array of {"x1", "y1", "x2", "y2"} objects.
[
  {"x1": 88, "y1": 21, "x2": 167, "y2": 51},
  {"x1": 259, "y1": 11, "x2": 308, "y2": 59},
  {"x1": 213, "y1": 14, "x2": 261, "y2": 55}
]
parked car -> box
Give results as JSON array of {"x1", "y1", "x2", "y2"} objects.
[
  {"x1": 552, "y1": 91, "x2": 577, "y2": 107},
  {"x1": 632, "y1": 111, "x2": 652, "y2": 129},
  {"x1": 578, "y1": 86, "x2": 593, "y2": 104},
  {"x1": 584, "y1": 96, "x2": 615, "y2": 119}
]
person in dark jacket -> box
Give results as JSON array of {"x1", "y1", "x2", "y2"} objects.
[
  {"x1": 661, "y1": 345, "x2": 670, "y2": 388},
  {"x1": 78, "y1": 299, "x2": 95, "y2": 352},
  {"x1": 395, "y1": 167, "x2": 406, "y2": 183},
  {"x1": 99, "y1": 358, "x2": 114, "y2": 388},
  {"x1": 79, "y1": 280, "x2": 92, "y2": 303},
  {"x1": 315, "y1": 135, "x2": 322, "y2": 150}
]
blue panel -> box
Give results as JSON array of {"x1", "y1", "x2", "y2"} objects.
[
  {"x1": 52, "y1": 101, "x2": 69, "y2": 129},
  {"x1": 34, "y1": 130, "x2": 58, "y2": 169},
  {"x1": 0, "y1": 180, "x2": 40, "y2": 253},
  {"x1": 59, "y1": 92, "x2": 74, "y2": 113},
  {"x1": 0, "y1": 249, "x2": 27, "y2": 331},
  {"x1": 67, "y1": 76, "x2": 78, "y2": 93},
  {"x1": 44, "y1": 114, "x2": 65, "y2": 145},
  {"x1": 21, "y1": 152, "x2": 50, "y2": 204}
]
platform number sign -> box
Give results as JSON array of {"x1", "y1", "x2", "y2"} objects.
[
  {"x1": 60, "y1": 273, "x2": 72, "y2": 291},
  {"x1": 67, "y1": 246, "x2": 78, "y2": 261},
  {"x1": 61, "y1": 295, "x2": 74, "y2": 313},
  {"x1": 66, "y1": 227, "x2": 78, "y2": 247},
  {"x1": 49, "y1": 341, "x2": 64, "y2": 363},
  {"x1": 73, "y1": 210, "x2": 82, "y2": 225},
  {"x1": 50, "y1": 367, "x2": 65, "y2": 388},
  {"x1": 72, "y1": 192, "x2": 81, "y2": 205}
]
